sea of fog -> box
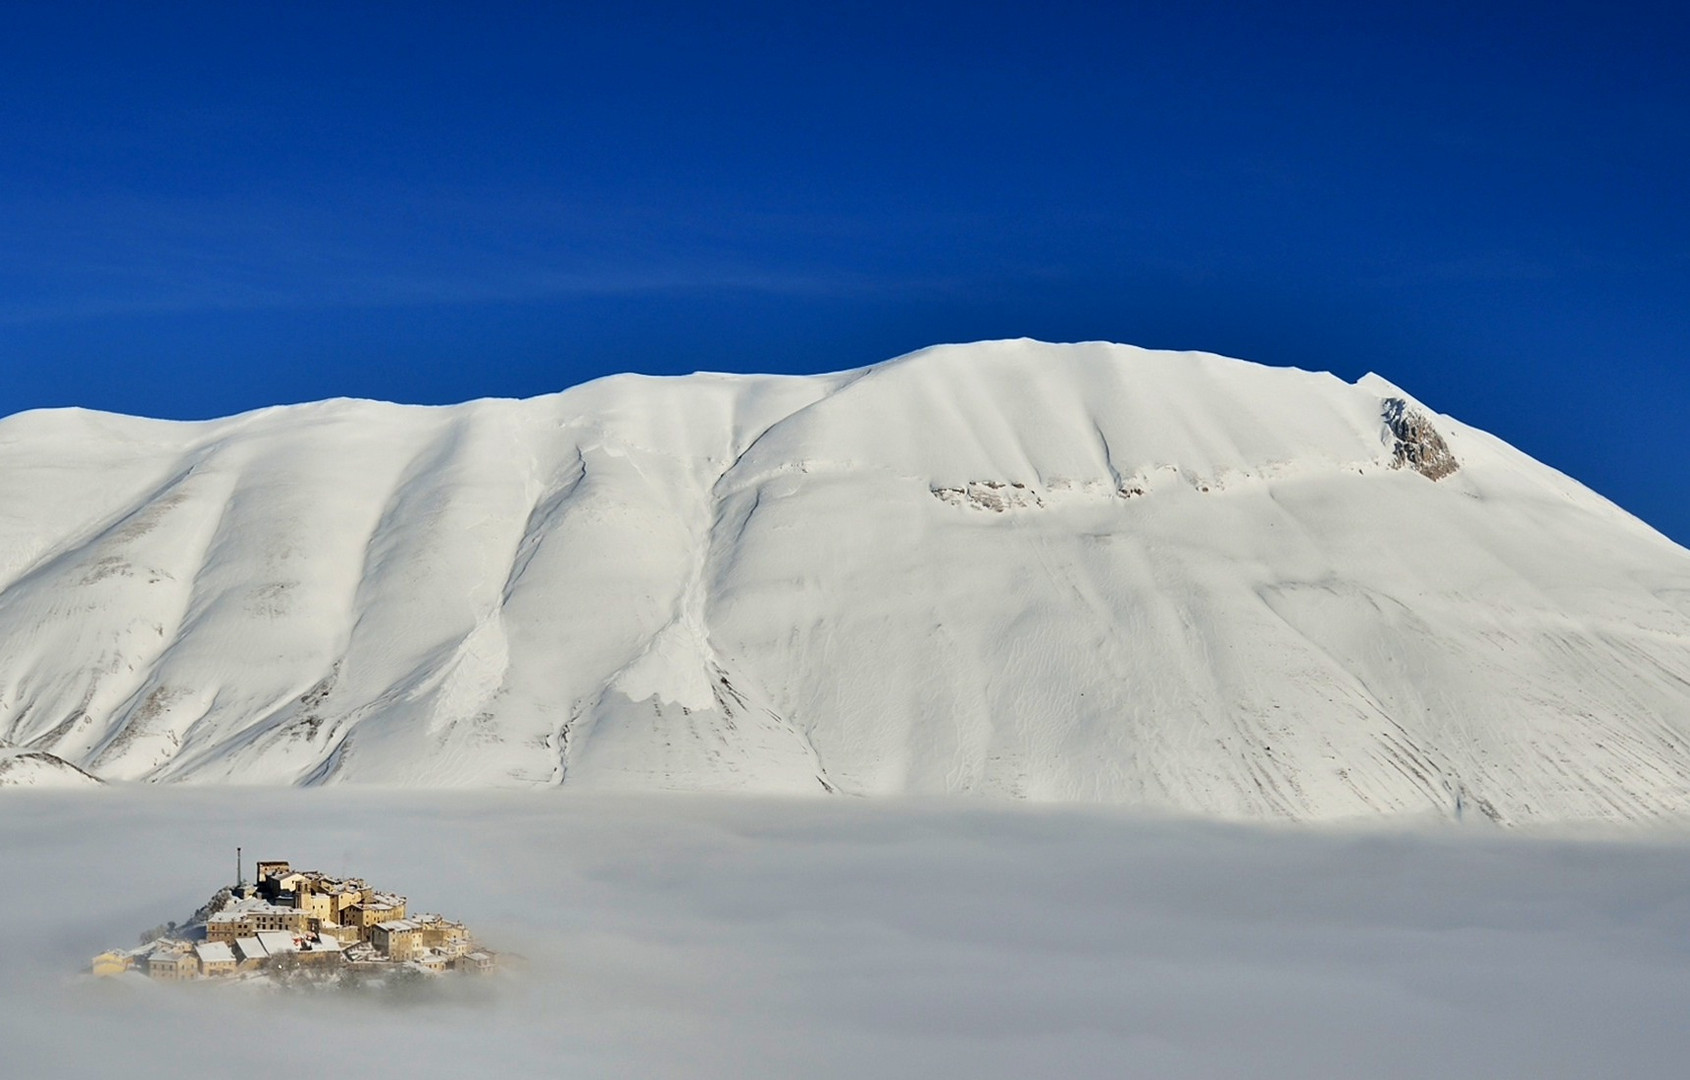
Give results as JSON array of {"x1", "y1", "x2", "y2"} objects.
[{"x1": 2, "y1": 789, "x2": 1688, "y2": 1079}]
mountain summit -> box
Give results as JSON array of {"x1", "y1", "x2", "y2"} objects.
[{"x1": 2, "y1": 340, "x2": 1688, "y2": 821}]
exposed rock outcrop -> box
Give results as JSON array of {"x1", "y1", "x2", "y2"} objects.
[{"x1": 1383, "y1": 397, "x2": 1459, "y2": 480}]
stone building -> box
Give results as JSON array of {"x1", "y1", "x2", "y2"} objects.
[
  {"x1": 90, "y1": 950, "x2": 133, "y2": 977},
  {"x1": 195, "y1": 941, "x2": 237, "y2": 977},
  {"x1": 371, "y1": 919, "x2": 421, "y2": 961},
  {"x1": 341, "y1": 894, "x2": 407, "y2": 940},
  {"x1": 319, "y1": 921, "x2": 363, "y2": 945},
  {"x1": 411, "y1": 914, "x2": 471, "y2": 957},
  {"x1": 206, "y1": 899, "x2": 312, "y2": 942},
  {"x1": 233, "y1": 937, "x2": 268, "y2": 970},
  {"x1": 145, "y1": 948, "x2": 197, "y2": 981},
  {"x1": 293, "y1": 876, "x2": 368, "y2": 926}
]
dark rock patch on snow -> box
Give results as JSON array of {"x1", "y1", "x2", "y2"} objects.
[
  {"x1": 931, "y1": 481, "x2": 1044, "y2": 512},
  {"x1": 1383, "y1": 398, "x2": 1459, "y2": 480}
]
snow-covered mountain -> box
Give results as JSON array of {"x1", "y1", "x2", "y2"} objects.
[
  {"x1": 0, "y1": 742, "x2": 99, "y2": 787},
  {"x1": 2, "y1": 340, "x2": 1688, "y2": 821}
]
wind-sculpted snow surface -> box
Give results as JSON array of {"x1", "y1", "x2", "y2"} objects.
[{"x1": 1, "y1": 340, "x2": 1688, "y2": 821}]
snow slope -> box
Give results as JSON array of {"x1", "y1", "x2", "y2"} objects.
[
  {"x1": 1, "y1": 340, "x2": 1687, "y2": 821},
  {"x1": 0, "y1": 743, "x2": 100, "y2": 788}
]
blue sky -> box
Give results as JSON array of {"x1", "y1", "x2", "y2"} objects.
[{"x1": 2, "y1": 2, "x2": 1686, "y2": 542}]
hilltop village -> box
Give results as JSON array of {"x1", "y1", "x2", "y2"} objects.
[{"x1": 91, "y1": 856, "x2": 497, "y2": 984}]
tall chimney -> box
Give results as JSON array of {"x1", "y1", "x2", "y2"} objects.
[{"x1": 237, "y1": 845, "x2": 243, "y2": 887}]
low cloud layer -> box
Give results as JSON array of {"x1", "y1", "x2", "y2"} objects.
[{"x1": 3, "y1": 791, "x2": 1689, "y2": 1079}]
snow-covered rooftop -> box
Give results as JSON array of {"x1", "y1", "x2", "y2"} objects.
[{"x1": 195, "y1": 942, "x2": 234, "y2": 963}]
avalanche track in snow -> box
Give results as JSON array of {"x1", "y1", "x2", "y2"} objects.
[{"x1": 2, "y1": 340, "x2": 1688, "y2": 823}]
